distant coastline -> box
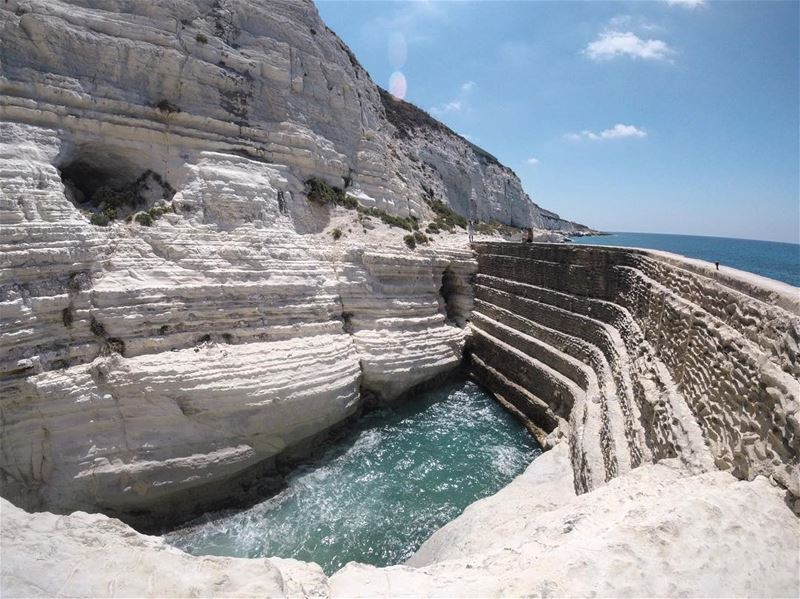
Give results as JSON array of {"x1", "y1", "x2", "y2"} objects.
[{"x1": 569, "y1": 231, "x2": 800, "y2": 287}]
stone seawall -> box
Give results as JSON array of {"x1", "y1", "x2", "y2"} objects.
[{"x1": 469, "y1": 242, "x2": 800, "y2": 499}]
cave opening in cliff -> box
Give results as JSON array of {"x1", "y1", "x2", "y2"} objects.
[
  {"x1": 56, "y1": 143, "x2": 176, "y2": 224},
  {"x1": 163, "y1": 377, "x2": 541, "y2": 575}
]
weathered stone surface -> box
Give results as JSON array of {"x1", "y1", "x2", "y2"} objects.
[
  {"x1": 0, "y1": 0, "x2": 578, "y2": 519},
  {"x1": 332, "y1": 444, "x2": 800, "y2": 598},
  {"x1": 0, "y1": 0, "x2": 584, "y2": 231},
  {"x1": 470, "y1": 242, "x2": 800, "y2": 498},
  {"x1": 0, "y1": 497, "x2": 329, "y2": 598},
  {"x1": 5, "y1": 446, "x2": 797, "y2": 598},
  {"x1": 0, "y1": 116, "x2": 476, "y2": 520}
]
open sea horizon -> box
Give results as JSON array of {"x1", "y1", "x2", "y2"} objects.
[{"x1": 569, "y1": 231, "x2": 800, "y2": 287}]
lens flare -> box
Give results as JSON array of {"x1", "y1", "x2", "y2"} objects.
[
  {"x1": 388, "y1": 32, "x2": 407, "y2": 69},
  {"x1": 388, "y1": 71, "x2": 407, "y2": 100}
]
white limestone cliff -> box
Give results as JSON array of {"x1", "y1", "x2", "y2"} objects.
[
  {"x1": 0, "y1": 118, "x2": 477, "y2": 520},
  {"x1": 0, "y1": 0, "x2": 585, "y2": 231}
]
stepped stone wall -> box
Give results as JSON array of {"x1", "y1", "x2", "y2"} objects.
[{"x1": 469, "y1": 242, "x2": 800, "y2": 499}]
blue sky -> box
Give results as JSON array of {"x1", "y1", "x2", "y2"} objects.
[{"x1": 317, "y1": 1, "x2": 799, "y2": 243}]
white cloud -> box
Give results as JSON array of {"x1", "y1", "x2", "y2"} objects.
[
  {"x1": 565, "y1": 124, "x2": 647, "y2": 141},
  {"x1": 429, "y1": 100, "x2": 462, "y2": 116},
  {"x1": 430, "y1": 81, "x2": 476, "y2": 117},
  {"x1": 526, "y1": 157, "x2": 540, "y2": 166},
  {"x1": 666, "y1": 0, "x2": 705, "y2": 7},
  {"x1": 584, "y1": 30, "x2": 673, "y2": 61}
]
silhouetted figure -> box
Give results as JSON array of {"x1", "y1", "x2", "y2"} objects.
[
  {"x1": 526, "y1": 228, "x2": 534, "y2": 243},
  {"x1": 715, "y1": 261, "x2": 720, "y2": 271}
]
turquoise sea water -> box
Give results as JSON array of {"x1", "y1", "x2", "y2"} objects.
[
  {"x1": 570, "y1": 232, "x2": 800, "y2": 287},
  {"x1": 164, "y1": 379, "x2": 540, "y2": 575}
]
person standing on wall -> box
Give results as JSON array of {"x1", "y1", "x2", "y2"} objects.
[{"x1": 467, "y1": 219, "x2": 474, "y2": 244}]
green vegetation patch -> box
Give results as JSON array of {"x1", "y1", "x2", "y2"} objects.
[
  {"x1": 423, "y1": 196, "x2": 466, "y2": 232},
  {"x1": 357, "y1": 205, "x2": 418, "y2": 231},
  {"x1": 474, "y1": 219, "x2": 524, "y2": 237},
  {"x1": 133, "y1": 203, "x2": 175, "y2": 227},
  {"x1": 306, "y1": 179, "x2": 420, "y2": 232},
  {"x1": 305, "y1": 178, "x2": 346, "y2": 206},
  {"x1": 86, "y1": 170, "x2": 175, "y2": 227}
]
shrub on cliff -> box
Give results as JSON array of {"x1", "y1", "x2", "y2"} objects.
[
  {"x1": 403, "y1": 230, "x2": 428, "y2": 248},
  {"x1": 341, "y1": 194, "x2": 359, "y2": 210},
  {"x1": 475, "y1": 219, "x2": 524, "y2": 238},
  {"x1": 84, "y1": 170, "x2": 175, "y2": 227},
  {"x1": 305, "y1": 178, "x2": 344, "y2": 205},
  {"x1": 90, "y1": 211, "x2": 111, "y2": 227},
  {"x1": 332, "y1": 228, "x2": 343, "y2": 240},
  {"x1": 424, "y1": 196, "x2": 466, "y2": 231},
  {"x1": 134, "y1": 212, "x2": 153, "y2": 226},
  {"x1": 354, "y1": 205, "x2": 417, "y2": 231}
]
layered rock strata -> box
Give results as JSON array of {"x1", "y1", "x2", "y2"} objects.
[
  {"x1": 468, "y1": 242, "x2": 800, "y2": 500},
  {"x1": 0, "y1": 117, "x2": 477, "y2": 522},
  {"x1": 0, "y1": 0, "x2": 585, "y2": 231},
  {"x1": 3, "y1": 243, "x2": 799, "y2": 598},
  {"x1": 2, "y1": 0, "x2": 799, "y2": 595},
  {"x1": 1, "y1": 0, "x2": 583, "y2": 520},
  {"x1": 332, "y1": 444, "x2": 799, "y2": 598}
]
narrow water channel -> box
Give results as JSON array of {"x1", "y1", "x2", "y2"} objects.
[{"x1": 164, "y1": 378, "x2": 540, "y2": 575}]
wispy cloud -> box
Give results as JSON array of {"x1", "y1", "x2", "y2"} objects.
[
  {"x1": 430, "y1": 100, "x2": 462, "y2": 115},
  {"x1": 430, "y1": 80, "x2": 476, "y2": 117},
  {"x1": 498, "y1": 40, "x2": 535, "y2": 67},
  {"x1": 607, "y1": 14, "x2": 663, "y2": 33},
  {"x1": 666, "y1": 0, "x2": 705, "y2": 7},
  {"x1": 526, "y1": 157, "x2": 540, "y2": 166},
  {"x1": 565, "y1": 124, "x2": 647, "y2": 141},
  {"x1": 362, "y1": 1, "x2": 448, "y2": 45},
  {"x1": 584, "y1": 31, "x2": 673, "y2": 62}
]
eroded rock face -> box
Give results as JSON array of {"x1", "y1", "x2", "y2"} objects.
[
  {"x1": 0, "y1": 497, "x2": 329, "y2": 598},
  {"x1": 0, "y1": 119, "x2": 477, "y2": 521},
  {"x1": 3, "y1": 446, "x2": 798, "y2": 598},
  {"x1": 2, "y1": 1, "x2": 798, "y2": 596},
  {"x1": 0, "y1": 0, "x2": 580, "y2": 519},
  {"x1": 0, "y1": 0, "x2": 584, "y2": 230}
]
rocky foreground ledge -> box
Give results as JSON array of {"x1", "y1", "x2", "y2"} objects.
[{"x1": 2, "y1": 445, "x2": 798, "y2": 597}]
